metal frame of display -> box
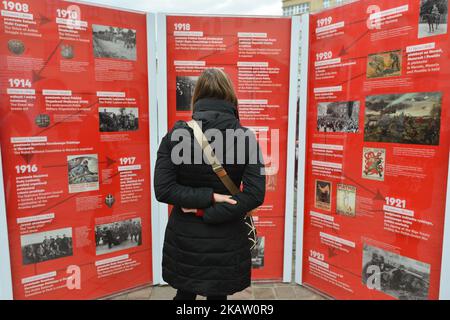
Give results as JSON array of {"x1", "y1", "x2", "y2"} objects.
[
  {"x1": 0, "y1": 149, "x2": 13, "y2": 300},
  {"x1": 146, "y1": 13, "x2": 162, "y2": 287},
  {"x1": 156, "y1": 13, "x2": 301, "y2": 283},
  {"x1": 440, "y1": 159, "x2": 450, "y2": 300},
  {"x1": 294, "y1": 13, "x2": 309, "y2": 286}
]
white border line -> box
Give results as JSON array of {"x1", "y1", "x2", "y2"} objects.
[
  {"x1": 295, "y1": 13, "x2": 310, "y2": 285},
  {"x1": 440, "y1": 153, "x2": 450, "y2": 300},
  {"x1": 155, "y1": 13, "x2": 169, "y2": 285},
  {"x1": 283, "y1": 15, "x2": 301, "y2": 283},
  {"x1": 66, "y1": 0, "x2": 146, "y2": 14},
  {"x1": 0, "y1": 148, "x2": 13, "y2": 300},
  {"x1": 146, "y1": 13, "x2": 162, "y2": 286}
]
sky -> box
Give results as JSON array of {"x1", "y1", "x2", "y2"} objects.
[{"x1": 80, "y1": 0, "x2": 283, "y2": 16}]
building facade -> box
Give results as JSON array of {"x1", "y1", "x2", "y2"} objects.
[{"x1": 282, "y1": 0, "x2": 350, "y2": 15}]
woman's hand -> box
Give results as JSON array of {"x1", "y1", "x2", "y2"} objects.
[
  {"x1": 213, "y1": 193, "x2": 237, "y2": 205},
  {"x1": 181, "y1": 208, "x2": 198, "y2": 213}
]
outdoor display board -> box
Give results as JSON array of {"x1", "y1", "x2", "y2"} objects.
[
  {"x1": 299, "y1": 0, "x2": 450, "y2": 299},
  {"x1": 157, "y1": 14, "x2": 300, "y2": 281},
  {"x1": 0, "y1": 0, "x2": 155, "y2": 299}
]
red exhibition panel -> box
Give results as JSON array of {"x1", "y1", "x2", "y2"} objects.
[
  {"x1": 166, "y1": 15, "x2": 292, "y2": 280},
  {"x1": 302, "y1": 0, "x2": 450, "y2": 299},
  {"x1": 0, "y1": 0, "x2": 153, "y2": 299}
]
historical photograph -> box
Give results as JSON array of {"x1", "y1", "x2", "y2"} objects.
[
  {"x1": 95, "y1": 218, "x2": 142, "y2": 255},
  {"x1": 315, "y1": 180, "x2": 332, "y2": 211},
  {"x1": 367, "y1": 50, "x2": 402, "y2": 79},
  {"x1": 251, "y1": 236, "x2": 265, "y2": 269},
  {"x1": 317, "y1": 101, "x2": 360, "y2": 133},
  {"x1": 362, "y1": 148, "x2": 386, "y2": 181},
  {"x1": 418, "y1": 0, "x2": 448, "y2": 38},
  {"x1": 21, "y1": 228, "x2": 73, "y2": 265},
  {"x1": 99, "y1": 107, "x2": 139, "y2": 132},
  {"x1": 92, "y1": 24, "x2": 137, "y2": 61},
  {"x1": 364, "y1": 92, "x2": 442, "y2": 145},
  {"x1": 336, "y1": 184, "x2": 356, "y2": 217},
  {"x1": 362, "y1": 244, "x2": 430, "y2": 300},
  {"x1": 176, "y1": 76, "x2": 198, "y2": 111},
  {"x1": 67, "y1": 154, "x2": 99, "y2": 194}
]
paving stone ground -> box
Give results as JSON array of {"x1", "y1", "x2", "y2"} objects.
[{"x1": 108, "y1": 283, "x2": 328, "y2": 300}]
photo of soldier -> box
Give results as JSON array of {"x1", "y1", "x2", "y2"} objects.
[
  {"x1": 367, "y1": 50, "x2": 402, "y2": 79},
  {"x1": 21, "y1": 228, "x2": 73, "y2": 265},
  {"x1": 93, "y1": 24, "x2": 137, "y2": 61},
  {"x1": 95, "y1": 218, "x2": 142, "y2": 255},
  {"x1": 418, "y1": 0, "x2": 448, "y2": 38},
  {"x1": 362, "y1": 244, "x2": 430, "y2": 300},
  {"x1": 99, "y1": 107, "x2": 139, "y2": 132},
  {"x1": 67, "y1": 155, "x2": 99, "y2": 193},
  {"x1": 176, "y1": 76, "x2": 198, "y2": 111}
]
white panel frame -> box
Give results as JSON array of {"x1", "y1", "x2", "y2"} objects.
[
  {"x1": 155, "y1": 13, "x2": 169, "y2": 285},
  {"x1": 147, "y1": 13, "x2": 162, "y2": 286},
  {"x1": 440, "y1": 155, "x2": 450, "y2": 300},
  {"x1": 0, "y1": 149, "x2": 13, "y2": 300},
  {"x1": 283, "y1": 15, "x2": 301, "y2": 283},
  {"x1": 294, "y1": 13, "x2": 310, "y2": 285},
  {"x1": 155, "y1": 13, "x2": 300, "y2": 283}
]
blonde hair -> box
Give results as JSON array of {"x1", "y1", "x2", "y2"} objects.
[{"x1": 192, "y1": 68, "x2": 238, "y2": 107}]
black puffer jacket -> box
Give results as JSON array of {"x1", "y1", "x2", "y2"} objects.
[{"x1": 154, "y1": 98, "x2": 266, "y2": 296}]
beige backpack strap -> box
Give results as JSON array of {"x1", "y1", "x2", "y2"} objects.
[{"x1": 187, "y1": 120, "x2": 240, "y2": 195}]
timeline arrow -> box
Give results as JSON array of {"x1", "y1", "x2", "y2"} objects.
[
  {"x1": 338, "y1": 71, "x2": 366, "y2": 86},
  {"x1": 32, "y1": 40, "x2": 63, "y2": 83},
  {"x1": 328, "y1": 247, "x2": 338, "y2": 258},
  {"x1": 339, "y1": 29, "x2": 370, "y2": 56},
  {"x1": 342, "y1": 173, "x2": 385, "y2": 201},
  {"x1": 37, "y1": 13, "x2": 51, "y2": 26},
  {"x1": 43, "y1": 157, "x2": 116, "y2": 169}
]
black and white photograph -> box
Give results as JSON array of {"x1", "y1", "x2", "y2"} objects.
[
  {"x1": 68, "y1": 154, "x2": 99, "y2": 194},
  {"x1": 317, "y1": 101, "x2": 360, "y2": 133},
  {"x1": 176, "y1": 76, "x2": 198, "y2": 111},
  {"x1": 365, "y1": 92, "x2": 442, "y2": 146},
  {"x1": 99, "y1": 107, "x2": 139, "y2": 132},
  {"x1": 92, "y1": 24, "x2": 137, "y2": 61},
  {"x1": 418, "y1": 0, "x2": 448, "y2": 38},
  {"x1": 362, "y1": 244, "x2": 430, "y2": 300},
  {"x1": 21, "y1": 228, "x2": 73, "y2": 265},
  {"x1": 95, "y1": 218, "x2": 142, "y2": 256},
  {"x1": 251, "y1": 236, "x2": 265, "y2": 269}
]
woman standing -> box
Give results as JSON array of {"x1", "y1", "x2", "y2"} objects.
[{"x1": 154, "y1": 68, "x2": 266, "y2": 300}]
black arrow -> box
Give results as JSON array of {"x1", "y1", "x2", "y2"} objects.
[
  {"x1": 32, "y1": 40, "x2": 63, "y2": 83},
  {"x1": 339, "y1": 29, "x2": 370, "y2": 56}
]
